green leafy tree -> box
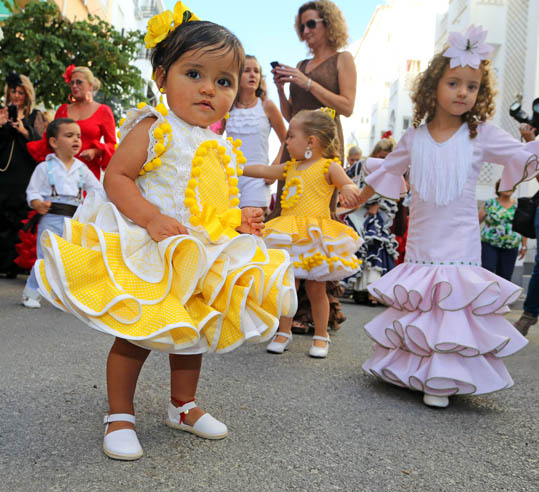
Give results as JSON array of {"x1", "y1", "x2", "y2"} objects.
[{"x1": 0, "y1": 1, "x2": 146, "y2": 120}]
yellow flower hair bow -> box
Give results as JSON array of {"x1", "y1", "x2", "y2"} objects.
[
  {"x1": 144, "y1": 2, "x2": 200, "y2": 49},
  {"x1": 319, "y1": 107, "x2": 336, "y2": 119}
]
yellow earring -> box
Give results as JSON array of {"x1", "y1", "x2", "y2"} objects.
[
  {"x1": 224, "y1": 112, "x2": 230, "y2": 120},
  {"x1": 159, "y1": 87, "x2": 165, "y2": 93}
]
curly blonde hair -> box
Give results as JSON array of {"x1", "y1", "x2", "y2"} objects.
[
  {"x1": 295, "y1": 109, "x2": 340, "y2": 159},
  {"x1": 295, "y1": 1, "x2": 348, "y2": 51},
  {"x1": 411, "y1": 52, "x2": 496, "y2": 139}
]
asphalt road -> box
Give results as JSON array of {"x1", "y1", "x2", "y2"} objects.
[{"x1": 0, "y1": 276, "x2": 537, "y2": 492}]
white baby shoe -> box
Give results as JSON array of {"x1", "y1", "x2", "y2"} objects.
[
  {"x1": 22, "y1": 286, "x2": 41, "y2": 308},
  {"x1": 166, "y1": 401, "x2": 228, "y2": 439},
  {"x1": 423, "y1": 394, "x2": 449, "y2": 408},
  {"x1": 103, "y1": 413, "x2": 143, "y2": 460}
]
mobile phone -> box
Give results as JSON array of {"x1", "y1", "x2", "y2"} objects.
[
  {"x1": 270, "y1": 61, "x2": 280, "y2": 69},
  {"x1": 8, "y1": 104, "x2": 17, "y2": 122}
]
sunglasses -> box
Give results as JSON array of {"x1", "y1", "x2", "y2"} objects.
[{"x1": 300, "y1": 18, "x2": 325, "y2": 33}]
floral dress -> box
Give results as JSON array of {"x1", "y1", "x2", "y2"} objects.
[{"x1": 480, "y1": 198, "x2": 521, "y2": 249}]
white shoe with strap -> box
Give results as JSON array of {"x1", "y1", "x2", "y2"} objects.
[
  {"x1": 103, "y1": 413, "x2": 143, "y2": 460},
  {"x1": 266, "y1": 331, "x2": 292, "y2": 354},
  {"x1": 309, "y1": 335, "x2": 330, "y2": 358},
  {"x1": 22, "y1": 286, "x2": 41, "y2": 308},
  {"x1": 166, "y1": 400, "x2": 228, "y2": 439}
]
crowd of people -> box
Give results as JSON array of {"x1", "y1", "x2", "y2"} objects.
[{"x1": 1, "y1": 0, "x2": 538, "y2": 462}]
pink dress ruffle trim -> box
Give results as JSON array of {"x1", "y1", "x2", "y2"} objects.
[{"x1": 362, "y1": 264, "x2": 528, "y2": 396}]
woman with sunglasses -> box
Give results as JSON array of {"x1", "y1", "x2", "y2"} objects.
[
  {"x1": 28, "y1": 66, "x2": 116, "y2": 179},
  {"x1": 272, "y1": 0, "x2": 356, "y2": 168},
  {"x1": 269, "y1": 0, "x2": 357, "y2": 332}
]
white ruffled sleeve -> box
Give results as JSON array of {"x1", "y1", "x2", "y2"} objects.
[
  {"x1": 480, "y1": 123, "x2": 539, "y2": 191},
  {"x1": 363, "y1": 128, "x2": 412, "y2": 199},
  {"x1": 119, "y1": 105, "x2": 170, "y2": 170}
]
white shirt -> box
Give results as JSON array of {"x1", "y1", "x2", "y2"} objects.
[{"x1": 26, "y1": 153, "x2": 102, "y2": 206}]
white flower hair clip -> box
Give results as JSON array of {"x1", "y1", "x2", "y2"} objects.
[{"x1": 443, "y1": 25, "x2": 494, "y2": 69}]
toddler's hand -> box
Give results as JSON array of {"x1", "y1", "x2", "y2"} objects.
[
  {"x1": 339, "y1": 184, "x2": 361, "y2": 208},
  {"x1": 237, "y1": 207, "x2": 265, "y2": 236},
  {"x1": 146, "y1": 213, "x2": 187, "y2": 242},
  {"x1": 34, "y1": 200, "x2": 51, "y2": 215}
]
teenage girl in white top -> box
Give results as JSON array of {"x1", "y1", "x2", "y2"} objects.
[{"x1": 225, "y1": 55, "x2": 287, "y2": 209}]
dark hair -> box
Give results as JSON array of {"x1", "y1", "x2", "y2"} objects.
[
  {"x1": 494, "y1": 178, "x2": 501, "y2": 196},
  {"x1": 151, "y1": 21, "x2": 245, "y2": 80},
  {"x1": 47, "y1": 118, "x2": 77, "y2": 142}
]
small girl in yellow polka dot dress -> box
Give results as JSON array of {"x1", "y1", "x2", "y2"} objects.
[
  {"x1": 243, "y1": 109, "x2": 362, "y2": 359},
  {"x1": 33, "y1": 2, "x2": 296, "y2": 461}
]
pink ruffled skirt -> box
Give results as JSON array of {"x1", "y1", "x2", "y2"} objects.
[{"x1": 362, "y1": 263, "x2": 528, "y2": 396}]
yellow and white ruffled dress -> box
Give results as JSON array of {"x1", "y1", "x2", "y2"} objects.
[
  {"x1": 35, "y1": 106, "x2": 297, "y2": 354},
  {"x1": 264, "y1": 158, "x2": 362, "y2": 281}
]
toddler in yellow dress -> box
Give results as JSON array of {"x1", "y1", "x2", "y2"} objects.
[
  {"x1": 243, "y1": 109, "x2": 362, "y2": 358},
  {"x1": 34, "y1": 2, "x2": 296, "y2": 460}
]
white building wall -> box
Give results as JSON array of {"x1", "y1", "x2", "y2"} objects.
[
  {"x1": 109, "y1": 0, "x2": 164, "y2": 104},
  {"x1": 343, "y1": 0, "x2": 448, "y2": 157}
]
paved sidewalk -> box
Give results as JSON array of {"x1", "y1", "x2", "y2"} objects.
[{"x1": 0, "y1": 277, "x2": 537, "y2": 492}]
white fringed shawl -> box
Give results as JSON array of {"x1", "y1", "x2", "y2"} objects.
[{"x1": 410, "y1": 124, "x2": 473, "y2": 207}]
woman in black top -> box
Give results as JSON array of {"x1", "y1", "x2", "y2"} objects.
[{"x1": 0, "y1": 72, "x2": 45, "y2": 277}]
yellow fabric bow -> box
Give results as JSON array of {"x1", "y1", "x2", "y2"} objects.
[
  {"x1": 173, "y1": 1, "x2": 200, "y2": 27},
  {"x1": 199, "y1": 204, "x2": 241, "y2": 242},
  {"x1": 144, "y1": 2, "x2": 200, "y2": 49},
  {"x1": 318, "y1": 107, "x2": 336, "y2": 119}
]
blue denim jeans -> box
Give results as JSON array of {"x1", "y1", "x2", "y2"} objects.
[
  {"x1": 481, "y1": 242, "x2": 519, "y2": 281},
  {"x1": 523, "y1": 205, "x2": 539, "y2": 317}
]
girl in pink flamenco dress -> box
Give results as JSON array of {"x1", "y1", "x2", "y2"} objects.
[{"x1": 358, "y1": 25, "x2": 539, "y2": 408}]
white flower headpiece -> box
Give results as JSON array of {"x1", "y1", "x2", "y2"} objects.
[{"x1": 443, "y1": 25, "x2": 493, "y2": 69}]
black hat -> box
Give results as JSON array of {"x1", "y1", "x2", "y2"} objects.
[{"x1": 6, "y1": 71, "x2": 22, "y2": 89}]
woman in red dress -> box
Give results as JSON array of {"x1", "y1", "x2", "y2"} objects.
[{"x1": 28, "y1": 65, "x2": 116, "y2": 179}]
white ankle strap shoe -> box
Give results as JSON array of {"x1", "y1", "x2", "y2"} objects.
[
  {"x1": 309, "y1": 335, "x2": 330, "y2": 358},
  {"x1": 166, "y1": 401, "x2": 228, "y2": 440},
  {"x1": 266, "y1": 331, "x2": 292, "y2": 354},
  {"x1": 103, "y1": 413, "x2": 143, "y2": 461}
]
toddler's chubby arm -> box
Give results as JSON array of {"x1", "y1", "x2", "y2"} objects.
[
  {"x1": 103, "y1": 117, "x2": 187, "y2": 242},
  {"x1": 242, "y1": 163, "x2": 286, "y2": 181},
  {"x1": 327, "y1": 161, "x2": 361, "y2": 208}
]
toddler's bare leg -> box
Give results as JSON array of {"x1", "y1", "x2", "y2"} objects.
[
  {"x1": 169, "y1": 354, "x2": 205, "y2": 425},
  {"x1": 106, "y1": 337, "x2": 151, "y2": 434},
  {"x1": 305, "y1": 280, "x2": 330, "y2": 347}
]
